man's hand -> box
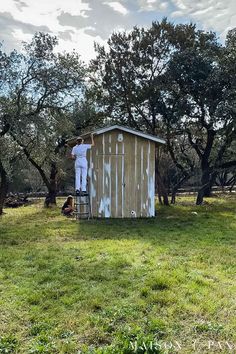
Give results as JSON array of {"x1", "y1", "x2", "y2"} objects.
[{"x1": 91, "y1": 133, "x2": 95, "y2": 146}]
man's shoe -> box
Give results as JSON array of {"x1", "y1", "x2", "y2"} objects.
[
  {"x1": 76, "y1": 190, "x2": 81, "y2": 196},
  {"x1": 81, "y1": 191, "x2": 88, "y2": 196}
]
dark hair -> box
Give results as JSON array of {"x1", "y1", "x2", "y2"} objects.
[{"x1": 66, "y1": 196, "x2": 73, "y2": 207}]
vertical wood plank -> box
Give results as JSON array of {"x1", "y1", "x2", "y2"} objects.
[
  {"x1": 96, "y1": 134, "x2": 104, "y2": 217},
  {"x1": 88, "y1": 137, "x2": 98, "y2": 217},
  {"x1": 142, "y1": 140, "x2": 149, "y2": 217},
  {"x1": 148, "y1": 142, "x2": 156, "y2": 216},
  {"x1": 136, "y1": 137, "x2": 142, "y2": 217}
]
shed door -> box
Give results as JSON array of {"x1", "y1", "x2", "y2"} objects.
[{"x1": 96, "y1": 154, "x2": 125, "y2": 217}]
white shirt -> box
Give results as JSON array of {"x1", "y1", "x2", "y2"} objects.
[{"x1": 72, "y1": 144, "x2": 91, "y2": 166}]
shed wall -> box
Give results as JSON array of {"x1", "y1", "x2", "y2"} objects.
[{"x1": 87, "y1": 129, "x2": 155, "y2": 218}]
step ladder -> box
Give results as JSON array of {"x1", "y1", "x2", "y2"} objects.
[{"x1": 74, "y1": 192, "x2": 91, "y2": 220}]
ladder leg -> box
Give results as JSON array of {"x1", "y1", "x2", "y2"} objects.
[
  {"x1": 88, "y1": 195, "x2": 91, "y2": 219},
  {"x1": 74, "y1": 193, "x2": 91, "y2": 220}
]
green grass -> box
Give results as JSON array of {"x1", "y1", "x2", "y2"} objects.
[{"x1": 0, "y1": 196, "x2": 235, "y2": 353}]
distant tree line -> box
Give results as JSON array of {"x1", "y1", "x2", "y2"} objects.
[{"x1": 0, "y1": 19, "x2": 236, "y2": 214}]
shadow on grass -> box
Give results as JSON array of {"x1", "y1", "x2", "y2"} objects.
[
  {"x1": 74, "y1": 211, "x2": 235, "y2": 245},
  {"x1": 0, "y1": 198, "x2": 235, "y2": 248}
]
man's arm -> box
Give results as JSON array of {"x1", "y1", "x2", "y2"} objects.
[
  {"x1": 70, "y1": 146, "x2": 76, "y2": 160},
  {"x1": 91, "y1": 133, "x2": 95, "y2": 147}
]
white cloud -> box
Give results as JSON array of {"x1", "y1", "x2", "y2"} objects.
[
  {"x1": 12, "y1": 28, "x2": 32, "y2": 44},
  {"x1": 1, "y1": 0, "x2": 236, "y2": 62},
  {"x1": 104, "y1": 1, "x2": 129, "y2": 15},
  {"x1": 138, "y1": 0, "x2": 169, "y2": 12},
  {"x1": 0, "y1": 0, "x2": 90, "y2": 32},
  {"x1": 55, "y1": 30, "x2": 106, "y2": 63},
  {"x1": 160, "y1": 2, "x2": 168, "y2": 10},
  {"x1": 170, "y1": 0, "x2": 236, "y2": 39},
  {"x1": 0, "y1": 0, "x2": 104, "y2": 62}
]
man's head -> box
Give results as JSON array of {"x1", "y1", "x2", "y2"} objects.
[{"x1": 76, "y1": 136, "x2": 84, "y2": 144}]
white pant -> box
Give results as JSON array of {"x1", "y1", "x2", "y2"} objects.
[{"x1": 75, "y1": 159, "x2": 88, "y2": 191}]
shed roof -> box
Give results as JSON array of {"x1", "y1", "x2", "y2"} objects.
[
  {"x1": 67, "y1": 124, "x2": 166, "y2": 146},
  {"x1": 68, "y1": 125, "x2": 165, "y2": 145}
]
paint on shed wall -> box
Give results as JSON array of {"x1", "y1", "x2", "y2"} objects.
[{"x1": 87, "y1": 129, "x2": 155, "y2": 218}]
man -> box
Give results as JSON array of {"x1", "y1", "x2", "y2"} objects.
[{"x1": 71, "y1": 133, "x2": 95, "y2": 195}]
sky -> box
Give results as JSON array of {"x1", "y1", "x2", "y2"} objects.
[{"x1": 0, "y1": 0, "x2": 235, "y2": 62}]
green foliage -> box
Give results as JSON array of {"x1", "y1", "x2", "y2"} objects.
[
  {"x1": 0, "y1": 335, "x2": 18, "y2": 353},
  {"x1": 28, "y1": 334, "x2": 57, "y2": 353},
  {"x1": 194, "y1": 322, "x2": 224, "y2": 334},
  {"x1": 29, "y1": 322, "x2": 52, "y2": 337}
]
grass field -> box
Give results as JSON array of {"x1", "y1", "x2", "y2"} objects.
[{"x1": 0, "y1": 196, "x2": 235, "y2": 353}]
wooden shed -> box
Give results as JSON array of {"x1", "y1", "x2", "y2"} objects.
[{"x1": 71, "y1": 125, "x2": 165, "y2": 218}]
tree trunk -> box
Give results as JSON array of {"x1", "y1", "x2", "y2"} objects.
[
  {"x1": 229, "y1": 177, "x2": 235, "y2": 193},
  {"x1": 44, "y1": 162, "x2": 58, "y2": 207},
  {"x1": 196, "y1": 187, "x2": 205, "y2": 205},
  {"x1": 196, "y1": 168, "x2": 217, "y2": 205},
  {"x1": 171, "y1": 193, "x2": 176, "y2": 205},
  {"x1": 171, "y1": 175, "x2": 190, "y2": 204},
  {"x1": 196, "y1": 158, "x2": 211, "y2": 205},
  {"x1": 196, "y1": 129, "x2": 216, "y2": 204},
  {"x1": 202, "y1": 167, "x2": 212, "y2": 197},
  {"x1": 0, "y1": 161, "x2": 9, "y2": 215},
  {"x1": 19, "y1": 152, "x2": 58, "y2": 207},
  {"x1": 10, "y1": 133, "x2": 61, "y2": 207},
  {"x1": 155, "y1": 149, "x2": 169, "y2": 206},
  {"x1": 156, "y1": 168, "x2": 169, "y2": 206}
]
